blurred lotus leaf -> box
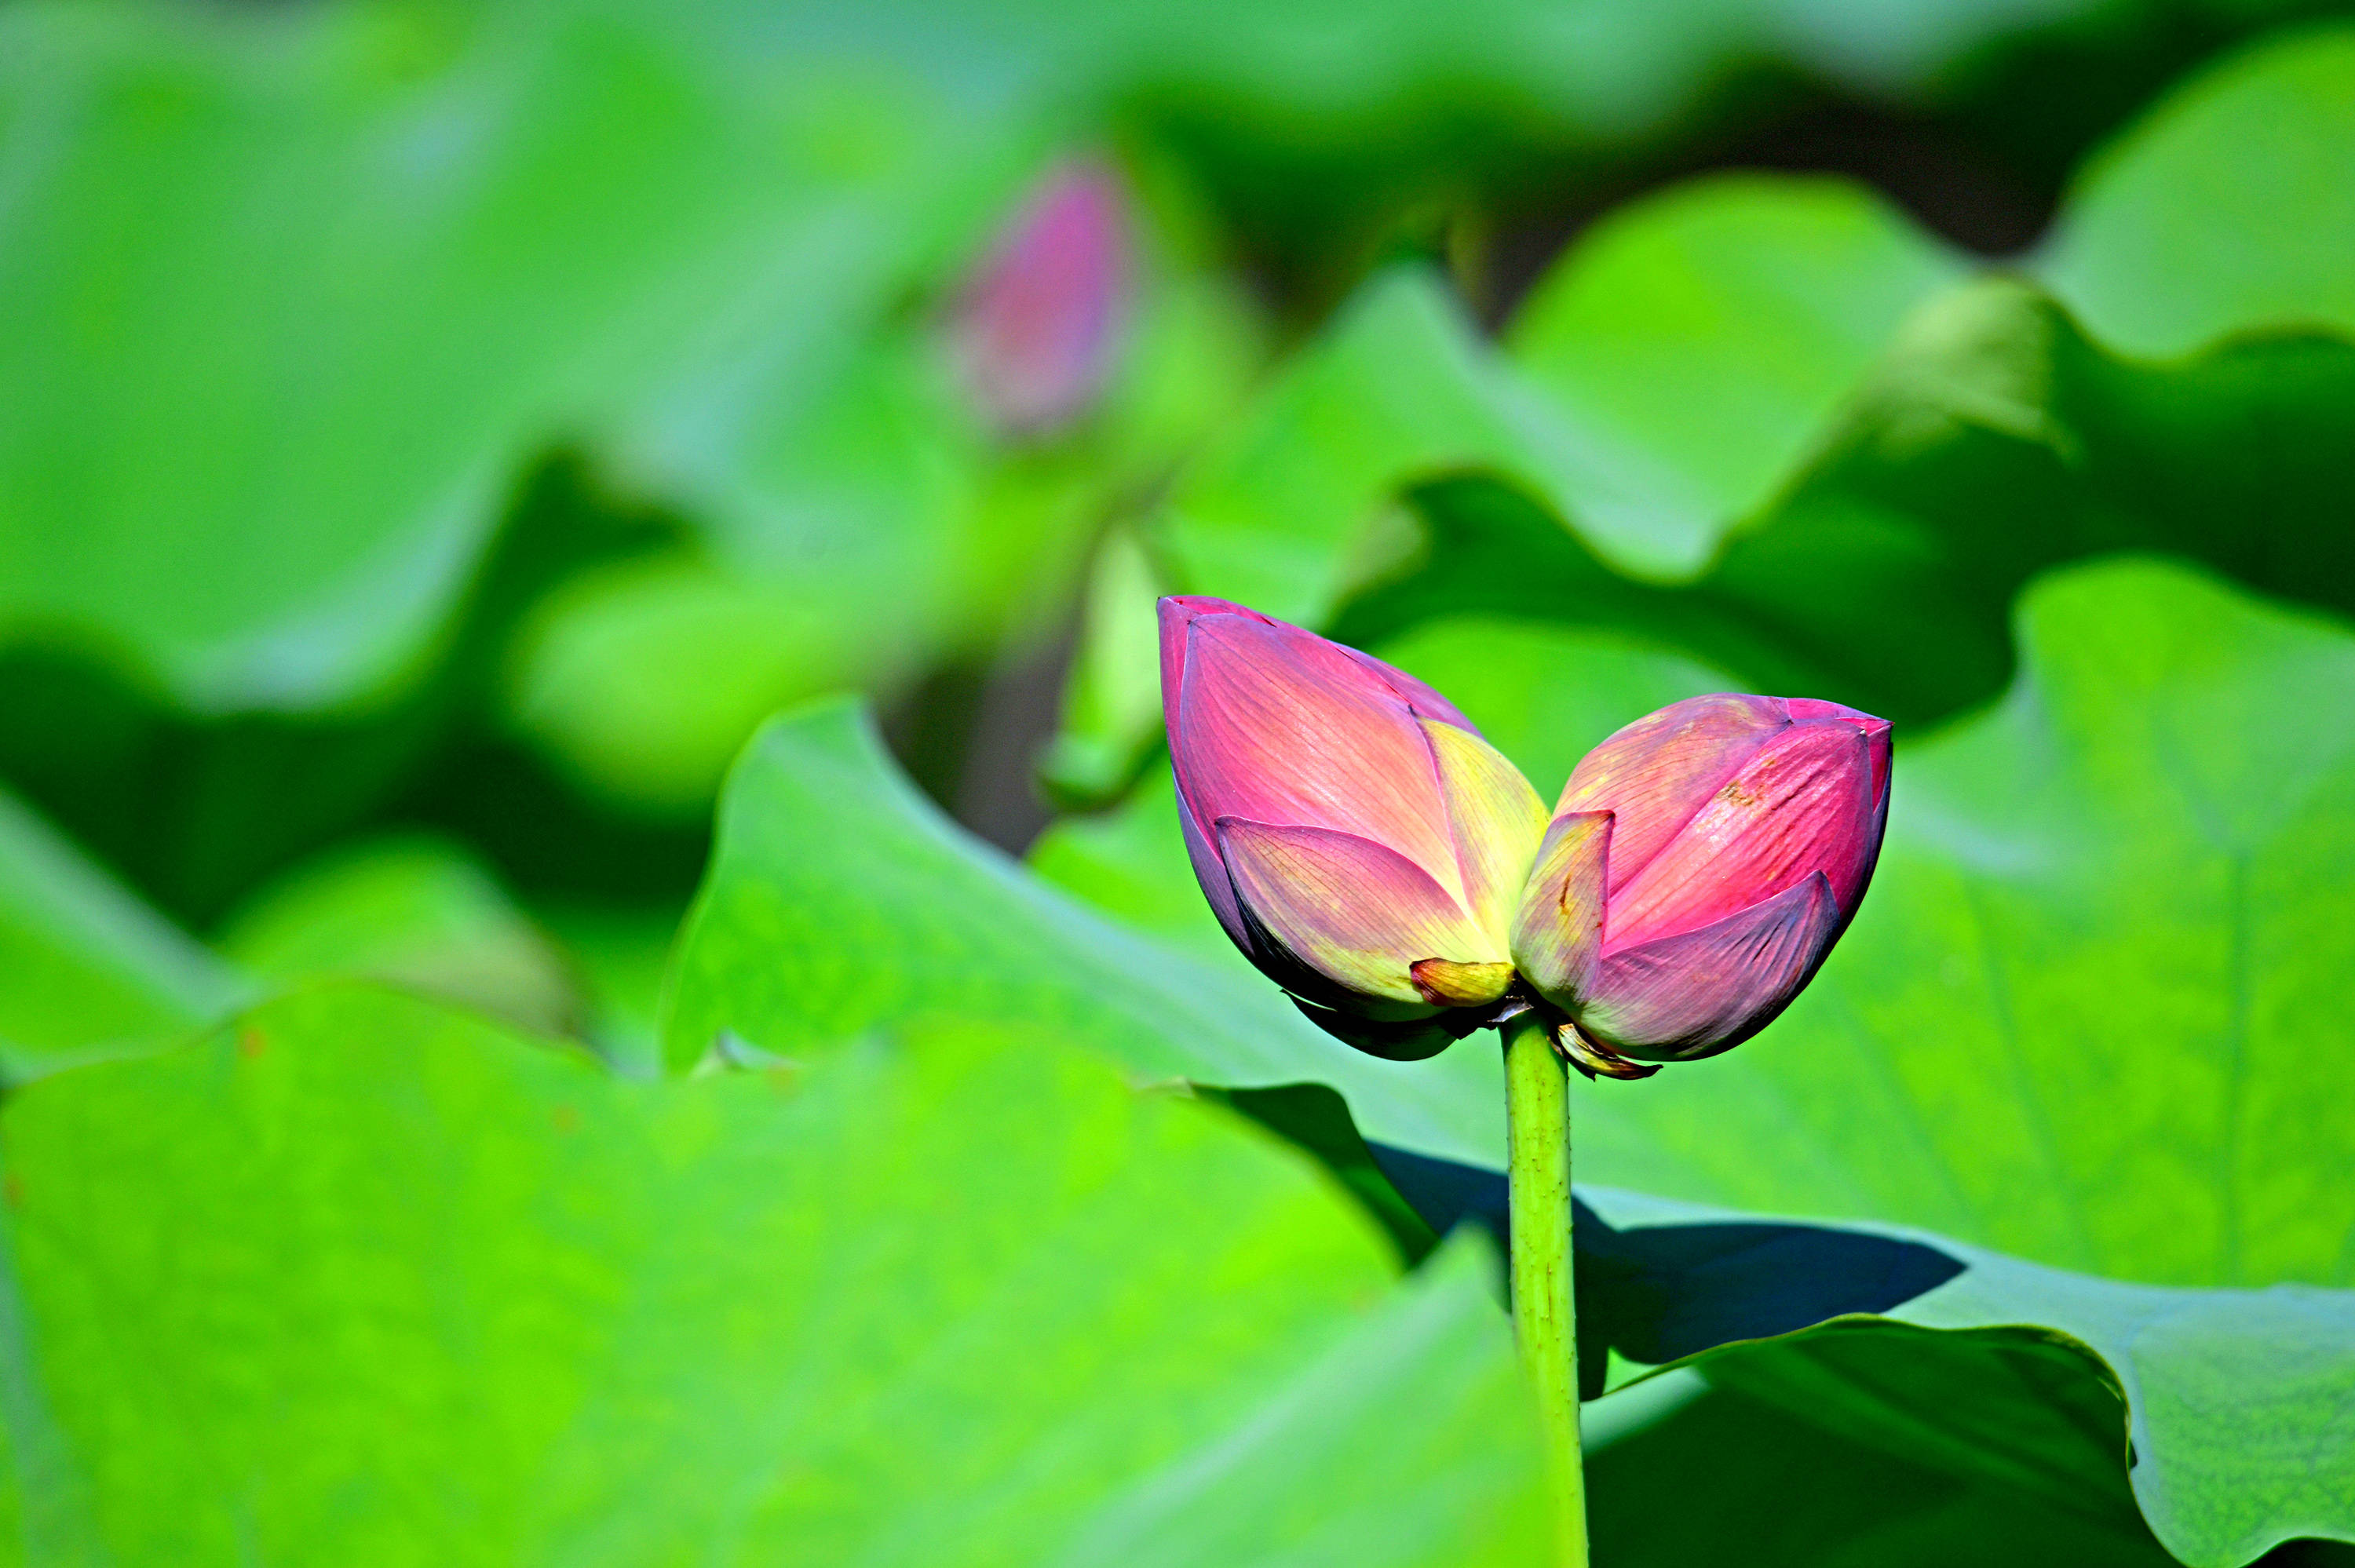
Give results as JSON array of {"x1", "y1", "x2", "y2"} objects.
[
  {"x1": 218, "y1": 833, "x2": 582, "y2": 1037},
  {"x1": 0, "y1": 787, "x2": 246, "y2": 1081},
  {"x1": 0, "y1": 985, "x2": 1549, "y2": 1564}
]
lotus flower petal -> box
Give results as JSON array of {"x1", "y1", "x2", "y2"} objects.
[
  {"x1": 1216, "y1": 819, "x2": 1497, "y2": 1007},
  {"x1": 1422, "y1": 718, "x2": 1547, "y2": 945},
  {"x1": 1555, "y1": 693, "x2": 1789, "y2": 896},
  {"x1": 1786, "y1": 699, "x2": 1893, "y2": 930},
  {"x1": 1579, "y1": 874, "x2": 1839, "y2": 1060},
  {"x1": 1166, "y1": 603, "x2": 1462, "y2": 899},
  {"x1": 1510, "y1": 811, "x2": 1612, "y2": 1009},
  {"x1": 1158, "y1": 595, "x2": 1273, "y2": 720},
  {"x1": 1604, "y1": 721, "x2": 1880, "y2": 950},
  {"x1": 952, "y1": 161, "x2": 1127, "y2": 436},
  {"x1": 1174, "y1": 782, "x2": 1250, "y2": 954},
  {"x1": 1408, "y1": 959, "x2": 1515, "y2": 1007},
  {"x1": 1787, "y1": 697, "x2": 1892, "y2": 788}
]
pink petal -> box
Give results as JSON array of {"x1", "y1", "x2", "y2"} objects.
[
  {"x1": 1422, "y1": 717, "x2": 1547, "y2": 946},
  {"x1": 1216, "y1": 818, "x2": 1496, "y2": 1008},
  {"x1": 952, "y1": 161, "x2": 1128, "y2": 436},
  {"x1": 1159, "y1": 596, "x2": 1477, "y2": 735},
  {"x1": 1602, "y1": 718, "x2": 1880, "y2": 951},
  {"x1": 1175, "y1": 779, "x2": 1251, "y2": 955},
  {"x1": 1579, "y1": 873, "x2": 1839, "y2": 1059},
  {"x1": 1158, "y1": 595, "x2": 1275, "y2": 728},
  {"x1": 1509, "y1": 810, "x2": 1612, "y2": 1011},
  {"x1": 1787, "y1": 698, "x2": 1893, "y2": 815},
  {"x1": 1170, "y1": 611, "x2": 1460, "y2": 896},
  {"x1": 1556, "y1": 694, "x2": 1789, "y2": 897}
]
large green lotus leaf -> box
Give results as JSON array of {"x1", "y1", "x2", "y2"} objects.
[
  {"x1": 0, "y1": 787, "x2": 245, "y2": 1081},
  {"x1": 0, "y1": 3, "x2": 1015, "y2": 715},
  {"x1": 1505, "y1": 174, "x2": 1965, "y2": 556},
  {"x1": 1563, "y1": 1187, "x2": 2355, "y2": 1567},
  {"x1": 1159, "y1": 173, "x2": 1958, "y2": 622},
  {"x1": 1028, "y1": 560, "x2": 2355, "y2": 1563},
  {"x1": 1345, "y1": 278, "x2": 2355, "y2": 727},
  {"x1": 2042, "y1": 24, "x2": 2355, "y2": 358},
  {"x1": 1124, "y1": 253, "x2": 2355, "y2": 750},
  {"x1": 1538, "y1": 561, "x2": 2355, "y2": 1289},
  {"x1": 0, "y1": 984, "x2": 1548, "y2": 1565}
]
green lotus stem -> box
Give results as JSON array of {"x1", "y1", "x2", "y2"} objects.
[{"x1": 1502, "y1": 1010, "x2": 1587, "y2": 1567}]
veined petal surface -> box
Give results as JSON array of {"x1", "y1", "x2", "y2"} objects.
[
  {"x1": 1602, "y1": 720, "x2": 1878, "y2": 951},
  {"x1": 1556, "y1": 694, "x2": 1789, "y2": 897},
  {"x1": 1170, "y1": 609, "x2": 1460, "y2": 895},
  {"x1": 1580, "y1": 873, "x2": 1838, "y2": 1059},
  {"x1": 1422, "y1": 718, "x2": 1546, "y2": 946},
  {"x1": 1216, "y1": 819, "x2": 1497, "y2": 1006},
  {"x1": 1159, "y1": 594, "x2": 1275, "y2": 718},
  {"x1": 1787, "y1": 698, "x2": 1893, "y2": 808},
  {"x1": 1509, "y1": 811, "x2": 1612, "y2": 1008}
]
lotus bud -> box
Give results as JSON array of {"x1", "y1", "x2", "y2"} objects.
[
  {"x1": 1511, "y1": 694, "x2": 1889, "y2": 1076},
  {"x1": 1159, "y1": 600, "x2": 1889, "y2": 1076},
  {"x1": 951, "y1": 160, "x2": 1129, "y2": 439},
  {"x1": 1159, "y1": 596, "x2": 1547, "y2": 1059}
]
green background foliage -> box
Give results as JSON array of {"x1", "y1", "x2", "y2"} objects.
[{"x1": 3, "y1": 2, "x2": 2353, "y2": 1563}]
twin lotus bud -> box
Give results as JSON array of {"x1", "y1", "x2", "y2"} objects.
[{"x1": 1160, "y1": 596, "x2": 1890, "y2": 1078}]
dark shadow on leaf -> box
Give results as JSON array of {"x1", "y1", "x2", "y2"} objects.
[{"x1": 1370, "y1": 1141, "x2": 1965, "y2": 1398}]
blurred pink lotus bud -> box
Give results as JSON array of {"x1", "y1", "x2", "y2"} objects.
[
  {"x1": 1159, "y1": 596, "x2": 1548, "y2": 1059},
  {"x1": 1511, "y1": 694, "x2": 1889, "y2": 1078},
  {"x1": 951, "y1": 160, "x2": 1129, "y2": 438}
]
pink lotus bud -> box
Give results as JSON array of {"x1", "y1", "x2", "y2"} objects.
[
  {"x1": 1511, "y1": 694, "x2": 1889, "y2": 1074},
  {"x1": 951, "y1": 160, "x2": 1129, "y2": 439},
  {"x1": 1159, "y1": 596, "x2": 1548, "y2": 1058},
  {"x1": 1159, "y1": 599, "x2": 1889, "y2": 1074}
]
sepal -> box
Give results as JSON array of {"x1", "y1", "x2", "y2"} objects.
[{"x1": 1554, "y1": 1020, "x2": 1662, "y2": 1081}]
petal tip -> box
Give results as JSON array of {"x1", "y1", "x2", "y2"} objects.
[{"x1": 1408, "y1": 958, "x2": 1514, "y2": 1008}]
